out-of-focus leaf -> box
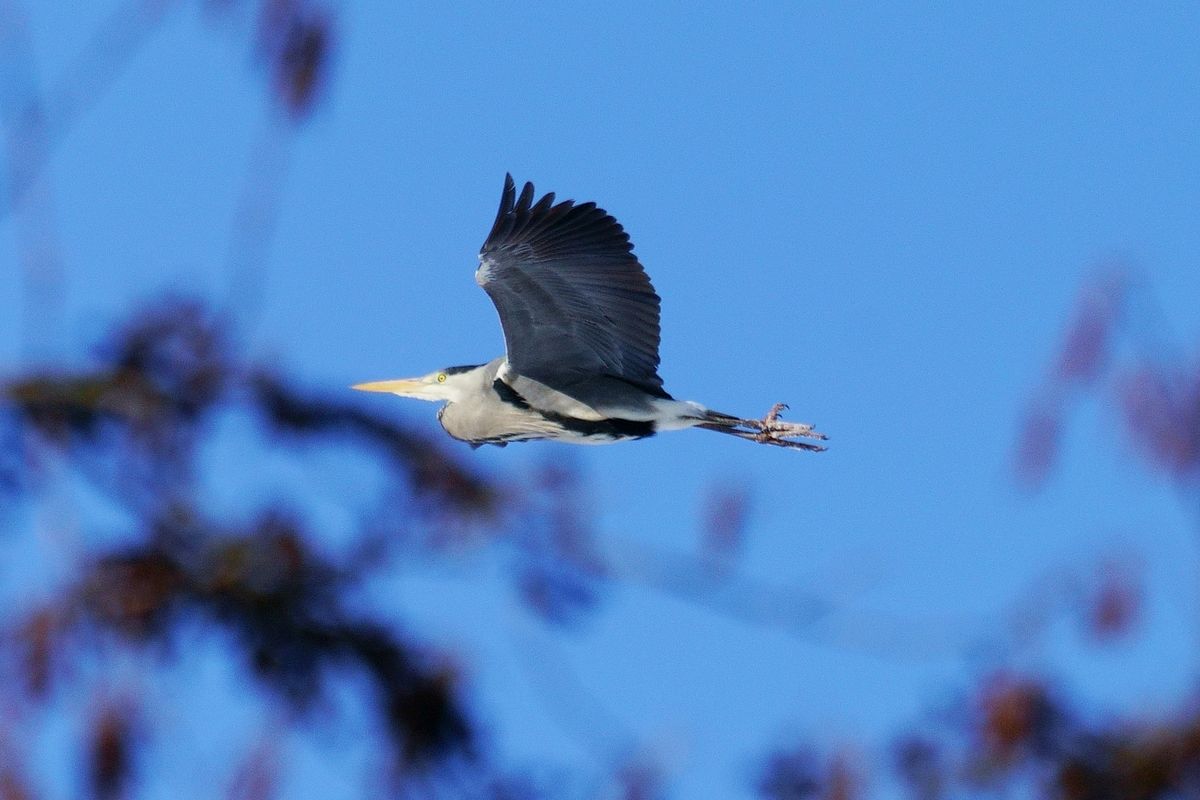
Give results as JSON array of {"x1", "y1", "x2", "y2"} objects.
[
  {"x1": 254, "y1": 0, "x2": 333, "y2": 121},
  {"x1": 1056, "y1": 275, "x2": 1125, "y2": 385},
  {"x1": 974, "y1": 673, "x2": 1060, "y2": 766},
  {"x1": 700, "y1": 483, "x2": 750, "y2": 577},
  {"x1": 0, "y1": 765, "x2": 35, "y2": 800},
  {"x1": 87, "y1": 700, "x2": 137, "y2": 800},
  {"x1": 1014, "y1": 401, "x2": 1062, "y2": 490},
  {"x1": 1118, "y1": 364, "x2": 1200, "y2": 479},
  {"x1": 757, "y1": 747, "x2": 862, "y2": 800},
  {"x1": 1086, "y1": 558, "x2": 1141, "y2": 643},
  {"x1": 892, "y1": 737, "x2": 943, "y2": 800}
]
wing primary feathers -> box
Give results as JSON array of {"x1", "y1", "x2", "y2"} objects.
[
  {"x1": 484, "y1": 174, "x2": 518, "y2": 246},
  {"x1": 478, "y1": 175, "x2": 665, "y2": 392},
  {"x1": 529, "y1": 191, "x2": 556, "y2": 217},
  {"x1": 517, "y1": 181, "x2": 535, "y2": 213}
]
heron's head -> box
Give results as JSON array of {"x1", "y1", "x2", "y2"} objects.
[{"x1": 352, "y1": 365, "x2": 481, "y2": 403}]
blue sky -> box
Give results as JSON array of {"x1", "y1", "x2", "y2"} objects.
[{"x1": 3, "y1": 2, "x2": 1200, "y2": 796}]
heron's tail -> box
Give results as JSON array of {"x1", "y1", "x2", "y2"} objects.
[{"x1": 695, "y1": 405, "x2": 828, "y2": 452}]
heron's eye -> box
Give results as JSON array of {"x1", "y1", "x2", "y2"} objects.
[{"x1": 436, "y1": 373, "x2": 447, "y2": 383}]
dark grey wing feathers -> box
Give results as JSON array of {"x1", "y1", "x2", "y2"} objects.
[{"x1": 477, "y1": 174, "x2": 666, "y2": 396}]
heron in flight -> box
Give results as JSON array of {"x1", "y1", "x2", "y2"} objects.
[{"x1": 354, "y1": 175, "x2": 826, "y2": 451}]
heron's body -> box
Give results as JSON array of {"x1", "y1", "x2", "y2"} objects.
[
  {"x1": 432, "y1": 357, "x2": 708, "y2": 447},
  {"x1": 354, "y1": 176, "x2": 826, "y2": 452}
]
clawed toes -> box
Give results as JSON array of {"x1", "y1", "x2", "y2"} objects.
[
  {"x1": 755, "y1": 433, "x2": 828, "y2": 452},
  {"x1": 756, "y1": 403, "x2": 826, "y2": 444},
  {"x1": 762, "y1": 402, "x2": 790, "y2": 425}
]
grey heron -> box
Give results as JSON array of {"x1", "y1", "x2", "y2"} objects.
[{"x1": 353, "y1": 175, "x2": 826, "y2": 451}]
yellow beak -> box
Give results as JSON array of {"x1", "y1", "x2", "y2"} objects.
[{"x1": 351, "y1": 378, "x2": 424, "y2": 394}]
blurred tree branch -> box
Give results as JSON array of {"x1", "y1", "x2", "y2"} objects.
[
  {"x1": 749, "y1": 268, "x2": 1200, "y2": 800},
  {"x1": 0, "y1": 298, "x2": 499, "y2": 794}
]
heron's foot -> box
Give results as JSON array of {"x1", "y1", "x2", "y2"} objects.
[
  {"x1": 752, "y1": 404, "x2": 828, "y2": 451},
  {"x1": 763, "y1": 402, "x2": 788, "y2": 425}
]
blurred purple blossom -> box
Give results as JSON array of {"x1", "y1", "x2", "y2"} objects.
[
  {"x1": 700, "y1": 483, "x2": 750, "y2": 577},
  {"x1": 1055, "y1": 274, "x2": 1126, "y2": 385},
  {"x1": 1015, "y1": 401, "x2": 1063, "y2": 489},
  {"x1": 1118, "y1": 362, "x2": 1200, "y2": 480}
]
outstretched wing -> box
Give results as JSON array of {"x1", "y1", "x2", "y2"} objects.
[{"x1": 476, "y1": 174, "x2": 666, "y2": 396}]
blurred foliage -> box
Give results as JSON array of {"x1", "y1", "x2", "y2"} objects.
[
  {"x1": 0, "y1": 298, "x2": 506, "y2": 794},
  {"x1": 755, "y1": 270, "x2": 1200, "y2": 800},
  {"x1": 1017, "y1": 270, "x2": 1200, "y2": 486},
  {"x1": 879, "y1": 669, "x2": 1200, "y2": 800},
  {"x1": 757, "y1": 748, "x2": 860, "y2": 800}
]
